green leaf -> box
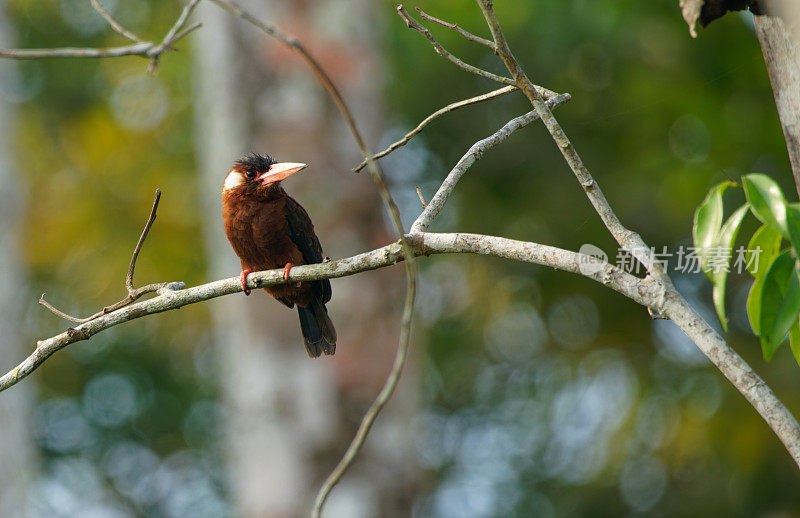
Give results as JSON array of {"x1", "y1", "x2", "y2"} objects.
[
  {"x1": 790, "y1": 323, "x2": 800, "y2": 369},
  {"x1": 711, "y1": 204, "x2": 749, "y2": 332},
  {"x1": 693, "y1": 182, "x2": 732, "y2": 281},
  {"x1": 748, "y1": 266, "x2": 767, "y2": 335},
  {"x1": 758, "y1": 250, "x2": 800, "y2": 361},
  {"x1": 746, "y1": 224, "x2": 782, "y2": 277},
  {"x1": 746, "y1": 225, "x2": 784, "y2": 335},
  {"x1": 786, "y1": 204, "x2": 800, "y2": 255},
  {"x1": 743, "y1": 174, "x2": 789, "y2": 238}
]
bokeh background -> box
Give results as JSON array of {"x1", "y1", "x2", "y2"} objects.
[{"x1": 1, "y1": 0, "x2": 799, "y2": 517}]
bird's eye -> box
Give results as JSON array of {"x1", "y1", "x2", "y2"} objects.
[{"x1": 244, "y1": 170, "x2": 256, "y2": 180}]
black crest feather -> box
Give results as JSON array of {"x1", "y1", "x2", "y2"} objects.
[{"x1": 235, "y1": 153, "x2": 275, "y2": 173}]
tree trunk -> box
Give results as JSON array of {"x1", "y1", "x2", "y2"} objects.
[
  {"x1": 193, "y1": 1, "x2": 416, "y2": 516},
  {"x1": 0, "y1": 1, "x2": 39, "y2": 513},
  {"x1": 754, "y1": 3, "x2": 800, "y2": 198}
]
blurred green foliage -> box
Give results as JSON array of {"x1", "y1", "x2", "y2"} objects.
[{"x1": 384, "y1": 1, "x2": 800, "y2": 517}]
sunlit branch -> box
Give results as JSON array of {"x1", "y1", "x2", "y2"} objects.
[
  {"x1": 1, "y1": 231, "x2": 658, "y2": 395},
  {"x1": 474, "y1": 0, "x2": 800, "y2": 469}
]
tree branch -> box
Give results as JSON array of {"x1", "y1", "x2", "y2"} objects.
[
  {"x1": 1, "y1": 231, "x2": 656, "y2": 395},
  {"x1": 0, "y1": 0, "x2": 200, "y2": 62},
  {"x1": 312, "y1": 255, "x2": 416, "y2": 518},
  {"x1": 353, "y1": 85, "x2": 519, "y2": 172},
  {"x1": 411, "y1": 93, "x2": 571, "y2": 233},
  {"x1": 396, "y1": 5, "x2": 515, "y2": 86},
  {"x1": 474, "y1": 0, "x2": 800, "y2": 468},
  {"x1": 90, "y1": 0, "x2": 142, "y2": 43},
  {"x1": 38, "y1": 189, "x2": 180, "y2": 324},
  {"x1": 126, "y1": 189, "x2": 161, "y2": 292},
  {"x1": 753, "y1": 13, "x2": 800, "y2": 199},
  {"x1": 415, "y1": 6, "x2": 495, "y2": 49}
]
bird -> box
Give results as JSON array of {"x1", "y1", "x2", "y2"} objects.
[{"x1": 221, "y1": 153, "x2": 336, "y2": 357}]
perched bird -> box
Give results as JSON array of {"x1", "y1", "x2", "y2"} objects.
[{"x1": 222, "y1": 153, "x2": 336, "y2": 357}]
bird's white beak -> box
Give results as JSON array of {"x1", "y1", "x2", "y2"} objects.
[{"x1": 260, "y1": 162, "x2": 307, "y2": 184}]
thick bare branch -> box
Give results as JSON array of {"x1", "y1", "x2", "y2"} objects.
[
  {"x1": 662, "y1": 288, "x2": 800, "y2": 467},
  {"x1": 474, "y1": 0, "x2": 800, "y2": 468},
  {"x1": 475, "y1": 0, "x2": 661, "y2": 277},
  {"x1": 411, "y1": 93, "x2": 571, "y2": 233},
  {"x1": 754, "y1": 13, "x2": 800, "y2": 199},
  {"x1": 353, "y1": 85, "x2": 518, "y2": 172},
  {"x1": 1, "y1": 231, "x2": 658, "y2": 395},
  {"x1": 0, "y1": 43, "x2": 152, "y2": 59}
]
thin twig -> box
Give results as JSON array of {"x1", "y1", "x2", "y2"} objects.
[
  {"x1": 127, "y1": 189, "x2": 161, "y2": 292},
  {"x1": 38, "y1": 295, "x2": 85, "y2": 324},
  {"x1": 90, "y1": 0, "x2": 142, "y2": 43},
  {"x1": 146, "y1": 0, "x2": 202, "y2": 72},
  {"x1": 396, "y1": 5, "x2": 514, "y2": 85},
  {"x1": 39, "y1": 189, "x2": 173, "y2": 324},
  {"x1": 353, "y1": 85, "x2": 517, "y2": 172},
  {"x1": 415, "y1": 186, "x2": 427, "y2": 208},
  {"x1": 173, "y1": 22, "x2": 203, "y2": 44},
  {"x1": 411, "y1": 93, "x2": 571, "y2": 233},
  {"x1": 415, "y1": 6, "x2": 494, "y2": 48},
  {"x1": 312, "y1": 258, "x2": 416, "y2": 518},
  {"x1": 0, "y1": 43, "x2": 153, "y2": 59},
  {"x1": 0, "y1": 0, "x2": 199, "y2": 63}
]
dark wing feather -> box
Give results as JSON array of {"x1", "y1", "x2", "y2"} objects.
[{"x1": 284, "y1": 195, "x2": 332, "y2": 303}]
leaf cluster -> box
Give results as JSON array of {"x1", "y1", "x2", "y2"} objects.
[{"x1": 694, "y1": 174, "x2": 800, "y2": 363}]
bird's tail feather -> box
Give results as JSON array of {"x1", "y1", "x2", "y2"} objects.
[{"x1": 297, "y1": 299, "x2": 336, "y2": 357}]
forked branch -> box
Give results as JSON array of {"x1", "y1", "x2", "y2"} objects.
[
  {"x1": 0, "y1": 0, "x2": 201, "y2": 66},
  {"x1": 39, "y1": 189, "x2": 182, "y2": 324}
]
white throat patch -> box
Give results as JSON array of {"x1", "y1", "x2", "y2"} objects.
[{"x1": 223, "y1": 169, "x2": 244, "y2": 191}]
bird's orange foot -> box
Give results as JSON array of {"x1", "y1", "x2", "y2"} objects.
[
  {"x1": 240, "y1": 269, "x2": 252, "y2": 296},
  {"x1": 283, "y1": 262, "x2": 301, "y2": 288}
]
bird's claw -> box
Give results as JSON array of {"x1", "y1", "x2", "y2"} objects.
[
  {"x1": 283, "y1": 263, "x2": 302, "y2": 288},
  {"x1": 240, "y1": 269, "x2": 252, "y2": 296}
]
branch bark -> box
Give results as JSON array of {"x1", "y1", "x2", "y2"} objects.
[
  {"x1": 0, "y1": 231, "x2": 656, "y2": 394},
  {"x1": 753, "y1": 13, "x2": 800, "y2": 199}
]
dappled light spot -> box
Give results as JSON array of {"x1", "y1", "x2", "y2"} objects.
[
  {"x1": 669, "y1": 114, "x2": 710, "y2": 164},
  {"x1": 547, "y1": 294, "x2": 599, "y2": 349},
  {"x1": 110, "y1": 75, "x2": 169, "y2": 131},
  {"x1": 82, "y1": 372, "x2": 140, "y2": 428},
  {"x1": 619, "y1": 455, "x2": 667, "y2": 512}
]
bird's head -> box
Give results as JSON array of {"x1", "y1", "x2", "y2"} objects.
[{"x1": 223, "y1": 153, "x2": 307, "y2": 199}]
